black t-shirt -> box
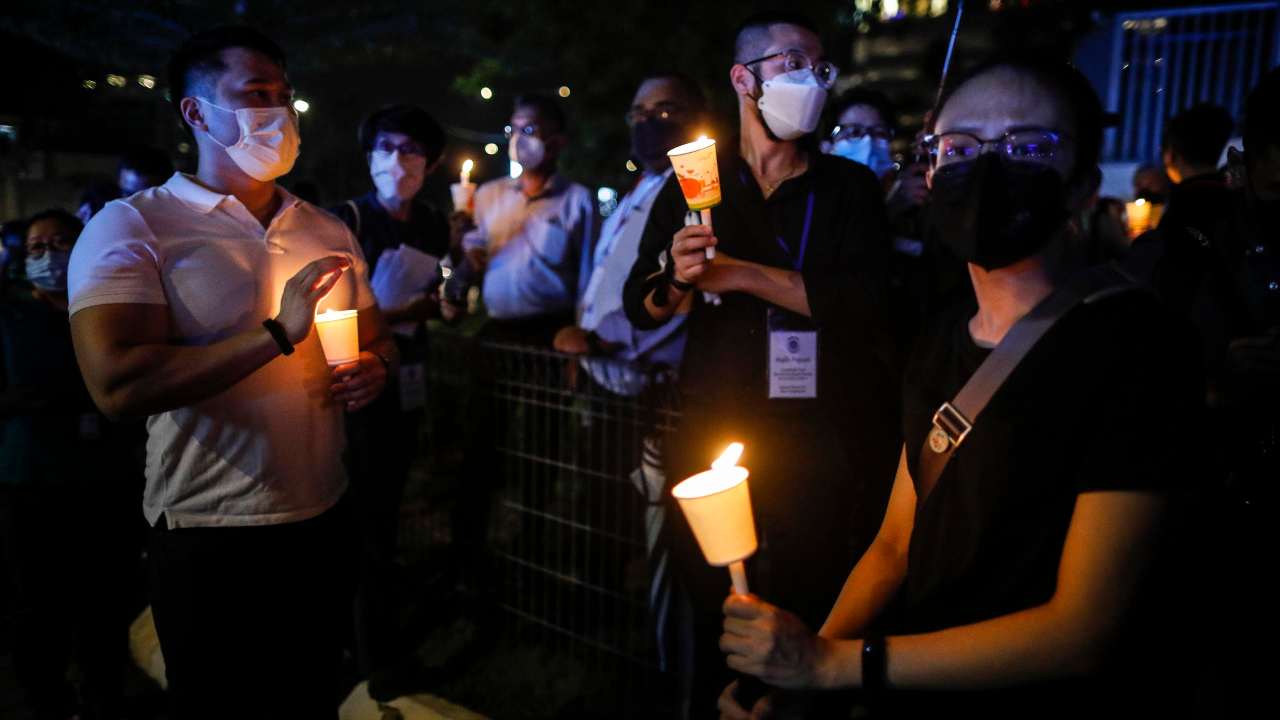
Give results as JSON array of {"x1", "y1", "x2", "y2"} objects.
[
  {"x1": 899, "y1": 289, "x2": 1203, "y2": 632},
  {"x1": 623, "y1": 151, "x2": 904, "y2": 421},
  {"x1": 889, "y1": 288, "x2": 1205, "y2": 712}
]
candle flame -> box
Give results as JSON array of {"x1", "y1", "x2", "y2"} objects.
[
  {"x1": 1134, "y1": 197, "x2": 1146, "y2": 206},
  {"x1": 711, "y1": 442, "x2": 744, "y2": 470},
  {"x1": 698, "y1": 134, "x2": 708, "y2": 142},
  {"x1": 461, "y1": 158, "x2": 474, "y2": 182}
]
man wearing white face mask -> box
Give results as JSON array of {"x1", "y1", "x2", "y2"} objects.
[
  {"x1": 330, "y1": 104, "x2": 450, "y2": 695},
  {"x1": 66, "y1": 27, "x2": 397, "y2": 719},
  {"x1": 458, "y1": 93, "x2": 598, "y2": 343},
  {"x1": 623, "y1": 11, "x2": 904, "y2": 716}
]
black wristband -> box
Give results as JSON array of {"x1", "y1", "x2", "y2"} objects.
[
  {"x1": 664, "y1": 247, "x2": 695, "y2": 292},
  {"x1": 262, "y1": 318, "x2": 294, "y2": 356},
  {"x1": 862, "y1": 636, "x2": 887, "y2": 699}
]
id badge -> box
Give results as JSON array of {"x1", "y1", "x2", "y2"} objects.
[
  {"x1": 398, "y1": 362, "x2": 427, "y2": 412},
  {"x1": 767, "y1": 307, "x2": 818, "y2": 399}
]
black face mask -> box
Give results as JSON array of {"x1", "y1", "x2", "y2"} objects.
[
  {"x1": 929, "y1": 153, "x2": 1072, "y2": 270},
  {"x1": 631, "y1": 118, "x2": 688, "y2": 167}
]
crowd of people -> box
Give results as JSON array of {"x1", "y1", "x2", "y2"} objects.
[{"x1": 1, "y1": 9, "x2": 1276, "y2": 719}]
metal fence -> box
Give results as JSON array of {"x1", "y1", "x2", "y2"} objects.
[
  {"x1": 1104, "y1": 1, "x2": 1280, "y2": 163},
  {"x1": 422, "y1": 333, "x2": 682, "y2": 717}
]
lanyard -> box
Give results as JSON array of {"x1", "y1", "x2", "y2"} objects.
[{"x1": 776, "y1": 191, "x2": 816, "y2": 271}]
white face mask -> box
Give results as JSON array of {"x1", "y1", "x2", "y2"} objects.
[
  {"x1": 509, "y1": 133, "x2": 546, "y2": 171},
  {"x1": 198, "y1": 98, "x2": 300, "y2": 182},
  {"x1": 370, "y1": 150, "x2": 426, "y2": 201},
  {"x1": 832, "y1": 136, "x2": 896, "y2": 179},
  {"x1": 756, "y1": 69, "x2": 828, "y2": 141}
]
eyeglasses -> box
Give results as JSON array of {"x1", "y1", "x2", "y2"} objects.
[
  {"x1": 831, "y1": 123, "x2": 893, "y2": 143},
  {"x1": 742, "y1": 49, "x2": 839, "y2": 89},
  {"x1": 504, "y1": 124, "x2": 540, "y2": 139},
  {"x1": 372, "y1": 138, "x2": 428, "y2": 157},
  {"x1": 922, "y1": 128, "x2": 1070, "y2": 166}
]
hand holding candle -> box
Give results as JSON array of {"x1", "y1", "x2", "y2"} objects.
[
  {"x1": 672, "y1": 442, "x2": 756, "y2": 595},
  {"x1": 668, "y1": 136, "x2": 722, "y2": 260}
]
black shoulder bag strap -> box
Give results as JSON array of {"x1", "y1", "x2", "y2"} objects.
[{"x1": 915, "y1": 263, "x2": 1137, "y2": 505}]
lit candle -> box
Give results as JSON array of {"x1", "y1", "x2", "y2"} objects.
[
  {"x1": 451, "y1": 159, "x2": 477, "y2": 212},
  {"x1": 668, "y1": 135, "x2": 722, "y2": 259},
  {"x1": 672, "y1": 442, "x2": 756, "y2": 595},
  {"x1": 314, "y1": 309, "x2": 359, "y2": 366}
]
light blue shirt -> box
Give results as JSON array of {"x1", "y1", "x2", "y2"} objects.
[
  {"x1": 577, "y1": 170, "x2": 687, "y2": 396},
  {"x1": 465, "y1": 175, "x2": 597, "y2": 320}
]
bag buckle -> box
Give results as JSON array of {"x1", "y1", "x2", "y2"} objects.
[{"x1": 928, "y1": 401, "x2": 972, "y2": 454}]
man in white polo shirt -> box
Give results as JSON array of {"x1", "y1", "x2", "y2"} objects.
[{"x1": 67, "y1": 27, "x2": 397, "y2": 718}]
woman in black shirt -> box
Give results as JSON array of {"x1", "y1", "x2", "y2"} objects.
[{"x1": 717, "y1": 59, "x2": 1204, "y2": 718}]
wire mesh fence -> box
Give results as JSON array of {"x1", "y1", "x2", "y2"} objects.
[{"x1": 420, "y1": 332, "x2": 682, "y2": 717}]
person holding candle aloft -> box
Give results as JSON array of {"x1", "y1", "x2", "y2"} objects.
[
  {"x1": 623, "y1": 11, "x2": 905, "y2": 716},
  {"x1": 716, "y1": 58, "x2": 1206, "y2": 719},
  {"x1": 66, "y1": 27, "x2": 397, "y2": 719}
]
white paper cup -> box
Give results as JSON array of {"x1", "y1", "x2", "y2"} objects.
[
  {"x1": 672, "y1": 466, "x2": 756, "y2": 566},
  {"x1": 668, "y1": 137, "x2": 722, "y2": 212},
  {"x1": 315, "y1": 309, "x2": 359, "y2": 366},
  {"x1": 450, "y1": 182, "x2": 476, "y2": 213}
]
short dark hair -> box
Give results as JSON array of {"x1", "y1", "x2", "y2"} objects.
[
  {"x1": 514, "y1": 93, "x2": 567, "y2": 135},
  {"x1": 119, "y1": 146, "x2": 174, "y2": 181},
  {"x1": 734, "y1": 11, "x2": 820, "y2": 64},
  {"x1": 1243, "y1": 67, "x2": 1280, "y2": 159},
  {"x1": 936, "y1": 56, "x2": 1105, "y2": 182},
  {"x1": 167, "y1": 26, "x2": 287, "y2": 114},
  {"x1": 639, "y1": 71, "x2": 708, "y2": 113},
  {"x1": 358, "y1": 105, "x2": 447, "y2": 163},
  {"x1": 27, "y1": 208, "x2": 83, "y2": 238},
  {"x1": 1162, "y1": 103, "x2": 1233, "y2": 167},
  {"x1": 829, "y1": 88, "x2": 897, "y2": 134},
  {"x1": 78, "y1": 181, "x2": 122, "y2": 217}
]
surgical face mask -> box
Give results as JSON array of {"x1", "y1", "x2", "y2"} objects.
[
  {"x1": 26, "y1": 249, "x2": 71, "y2": 292},
  {"x1": 832, "y1": 136, "x2": 896, "y2": 178},
  {"x1": 929, "y1": 153, "x2": 1072, "y2": 270},
  {"x1": 756, "y1": 69, "x2": 828, "y2": 141},
  {"x1": 198, "y1": 98, "x2": 300, "y2": 182},
  {"x1": 370, "y1": 150, "x2": 426, "y2": 201},
  {"x1": 509, "y1": 133, "x2": 546, "y2": 171}
]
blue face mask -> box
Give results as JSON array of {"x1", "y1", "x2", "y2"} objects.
[
  {"x1": 832, "y1": 136, "x2": 895, "y2": 179},
  {"x1": 26, "y1": 249, "x2": 71, "y2": 292}
]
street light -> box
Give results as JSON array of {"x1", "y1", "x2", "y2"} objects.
[
  {"x1": 558, "y1": 86, "x2": 571, "y2": 98},
  {"x1": 480, "y1": 87, "x2": 494, "y2": 100},
  {"x1": 137, "y1": 75, "x2": 157, "y2": 89},
  {"x1": 293, "y1": 99, "x2": 311, "y2": 114},
  {"x1": 484, "y1": 143, "x2": 499, "y2": 155}
]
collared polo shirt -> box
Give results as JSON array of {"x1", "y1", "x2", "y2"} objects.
[{"x1": 69, "y1": 172, "x2": 376, "y2": 528}]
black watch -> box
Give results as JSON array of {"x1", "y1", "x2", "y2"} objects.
[{"x1": 262, "y1": 318, "x2": 294, "y2": 356}]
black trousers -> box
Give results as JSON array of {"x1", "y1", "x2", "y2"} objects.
[{"x1": 147, "y1": 495, "x2": 354, "y2": 719}]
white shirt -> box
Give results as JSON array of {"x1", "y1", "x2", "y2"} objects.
[
  {"x1": 577, "y1": 170, "x2": 687, "y2": 396},
  {"x1": 69, "y1": 173, "x2": 376, "y2": 529},
  {"x1": 462, "y1": 175, "x2": 597, "y2": 320}
]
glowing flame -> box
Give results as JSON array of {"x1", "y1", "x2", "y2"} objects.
[
  {"x1": 711, "y1": 442, "x2": 744, "y2": 471},
  {"x1": 461, "y1": 158, "x2": 474, "y2": 183}
]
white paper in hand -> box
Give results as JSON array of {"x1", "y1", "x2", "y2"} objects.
[{"x1": 370, "y1": 245, "x2": 440, "y2": 336}]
